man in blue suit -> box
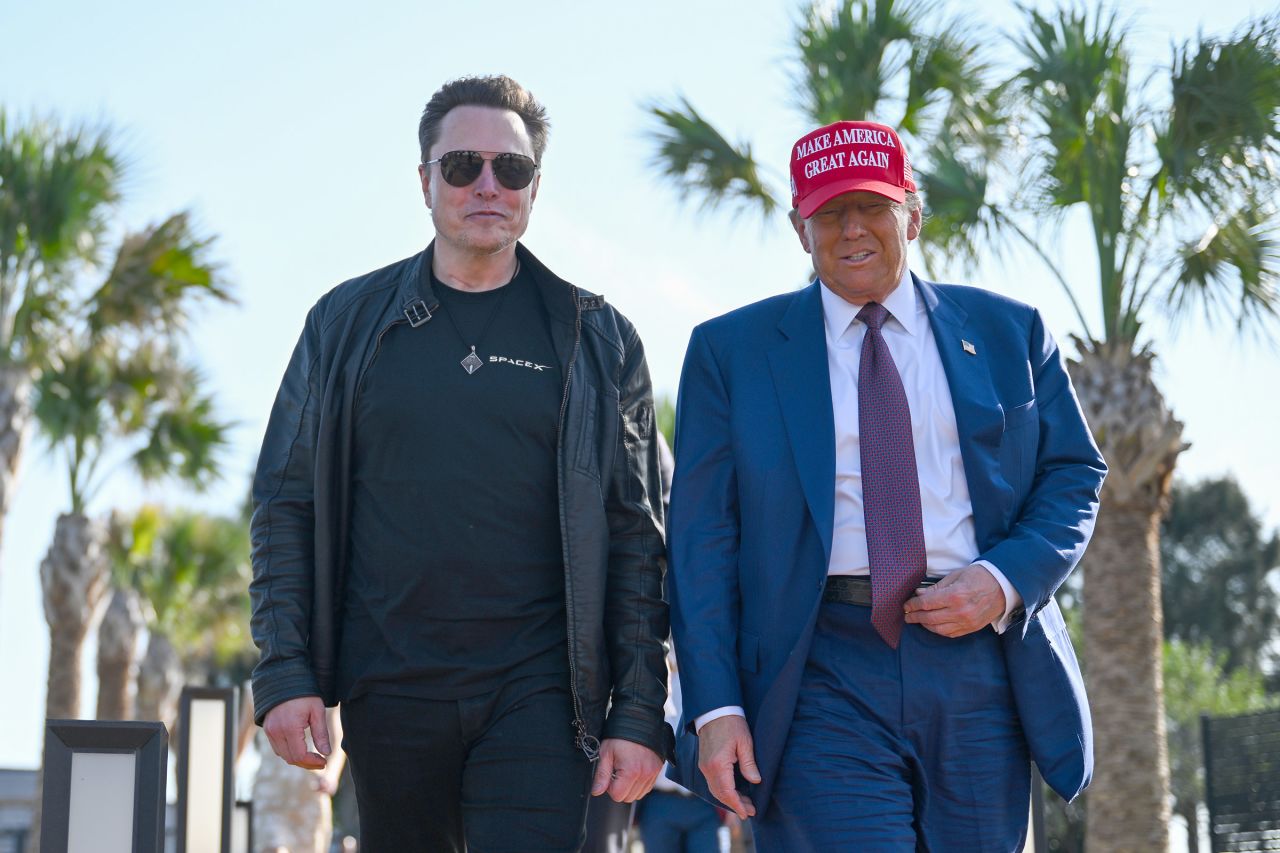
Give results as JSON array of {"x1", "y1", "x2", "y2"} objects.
[{"x1": 667, "y1": 120, "x2": 1106, "y2": 851}]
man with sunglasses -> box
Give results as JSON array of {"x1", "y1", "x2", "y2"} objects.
[{"x1": 249, "y1": 74, "x2": 672, "y2": 852}]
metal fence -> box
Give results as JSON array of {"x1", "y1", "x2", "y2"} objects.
[{"x1": 1204, "y1": 708, "x2": 1280, "y2": 852}]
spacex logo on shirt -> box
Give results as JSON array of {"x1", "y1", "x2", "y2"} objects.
[{"x1": 489, "y1": 354, "x2": 552, "y2": 372}]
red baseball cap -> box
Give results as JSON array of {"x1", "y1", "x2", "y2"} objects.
[{"x1": 789, "y1": 120, "x2": 916, "y2": 218}]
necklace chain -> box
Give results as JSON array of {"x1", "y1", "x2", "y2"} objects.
[{"x1": 437, "y1": 261, "x2": 519, "y2": 375}]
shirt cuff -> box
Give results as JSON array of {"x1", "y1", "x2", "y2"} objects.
[
  {"x1": 974, "y1": 560, "x2": 1023, "y2": 634},
  {"x1": 694, "y1": 706, "x2": 745, "y2": 734}
]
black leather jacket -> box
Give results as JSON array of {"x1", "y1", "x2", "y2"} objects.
[{"x1": 248, "y1": 241, "x2": 674, "y2": 761}]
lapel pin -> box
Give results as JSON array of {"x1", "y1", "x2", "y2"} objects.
[{"x1": 962, "y1": 339, "x2": 977, "y2": 356}]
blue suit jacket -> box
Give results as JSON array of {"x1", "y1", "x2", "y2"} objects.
[{"x1": 667, "y1": 276, "x2": 1106, "y2": 809}]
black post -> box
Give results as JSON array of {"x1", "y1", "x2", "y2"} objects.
[
  {"x1": 39, "y1": 719, "x2": 168, "y2": 853},
  {"x1": 175, "y1": 686, "x2": 236, "y2": 853},
  {"x1": 1201, "y1": 713, "x2": 1215, "y2": 853}
]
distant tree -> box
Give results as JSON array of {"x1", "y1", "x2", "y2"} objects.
[
  {"x1": 1161, "y1": 476, "x2": 1280, "y2": 676},
  {"x1": 656, "y1": 393, "x2": 675, "y2": 449},
  {"x1": 100, "y1": 505, "x2": 254, "y2": 733},
  {"x1": 1163, "y1": 640, "x2": 1275, "y2": 853},
  {"x1": 1006, "y1": 11, "x2": 1280, "y2": 848},
  {"x1": 1043, "y1": 479, "x2": 1280, "y2": 853},
  {"x1": 0, "y1": 111, "x2": 123, "y2": 614},
  {"x1": 95, "y1": 574, "x2": 145, "y2": 720},
  {"x1": 34, "y1": 213, "x2": 231, "y2": 718},
  {"x1": 27, "y1": 214, "x2": 232, "y2": 853}
]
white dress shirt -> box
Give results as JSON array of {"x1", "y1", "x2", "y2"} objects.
[
  {"x1": 694, "y1": 269, "x2": 1022, "y2": 733},
  {"x1": 652, "y1": 653, "x2": 693, "y2": 794}
]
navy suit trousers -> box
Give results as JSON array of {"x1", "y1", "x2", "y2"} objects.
[{"x1": 752, "y1": 601, "x2": 1030, "y2": 852}]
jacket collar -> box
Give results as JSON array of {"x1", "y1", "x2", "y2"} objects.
[
  {"x1": 394, "y1": 240, "x2": 602, "y2": 325},
  {"x1": 395, "y1": 240, "x2": 603, "y2": 377}
]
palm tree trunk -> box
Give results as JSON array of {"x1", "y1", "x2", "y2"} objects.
[
  {"x1": 40, "y1": 512, "x2": 111, "y2": 717},
  {"x1": 1081, "y1": 500, "x2": 1172, "y2": 850},
  {"x1": 0, "y1": 362, "x2": 31, "y2": 616},
  {"x1": 96, "y1": 585, "x2": 145, "y2": 719},
  {"x1": 1070, "y1": 341, "x2": 1185, "y2": 853},
  {"x1": 30, "y1": 512, "x2": 110, "y2": 853},
  {"x1": 137, "y1": 631, "x2": 183, "y2": 734}
]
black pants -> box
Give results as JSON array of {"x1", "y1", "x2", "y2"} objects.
[{"x1": 341, "y1": 674, "x2": 593, "y2": 853}]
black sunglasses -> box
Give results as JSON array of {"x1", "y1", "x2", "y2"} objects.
[{"x1": 424, "y1": 150, "x2": 539, "y2": 190}]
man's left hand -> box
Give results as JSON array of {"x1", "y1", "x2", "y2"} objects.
[
  {"x1": 903, "y1": 565, "x2": 1005, "y2": 637},
  {"x1": 591, "y1": 738, "x2": 663, "y2": 803}
]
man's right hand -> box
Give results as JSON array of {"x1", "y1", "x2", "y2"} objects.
[
  {"x1": 697, "y1": 715, "x2": 761, "y2": 820},
  {"x1": 262, "y1": 696, "x2": 330, "y2": 769}
]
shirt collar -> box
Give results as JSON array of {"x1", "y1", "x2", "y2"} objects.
[{"x1": 819, "y1": 266, "x2": 918, "y2": 341}]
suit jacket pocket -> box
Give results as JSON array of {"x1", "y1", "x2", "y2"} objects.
[
  {"x1": 1003, "y1": 398, "x2": 1037, "y2": 430},
  {"x1": 1000, "y1": 399, "x2": 1039, "y2": 495}
]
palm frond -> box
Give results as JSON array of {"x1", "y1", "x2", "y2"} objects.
[
  {"x1": 1157, "y1": 15, "x2": 1280, "y2": 204},
  {"x1": 131, "y1": 379, "x2": 230, "y2": 489},
  {"x1": 106, "y1": 340, "x2": 188, "y2": 432},
  {"x1": 1013, "y1": 4, "x2": 1138, "y2": 341},
  {"x1": 1013, "y1": 5, "x2": 1133, "y2": 211},
  {"x1": 1164, "y1": 201, "x2": 1280, "y2": 332},
  {"x1": 0, "y1": 112, "x2": 122, "y2": 265},
  {"x1": 10, "y1": 274, "x2": 73, "y2": 365},
  {"x1": 793, "y1": 0, "x2": 928, "y2": 125},
  {"x1": 645, "y1": 97, "x2": 780, "y2": 218},
  {"x1": 110, "y1": 506, "x2": 250, "y2": 649},
  {"x1": 915, "y1": 140, "x2": 996, "y2": 272},
  {"x1": 34, "y1": 328, "x2": 229, "y2": 506},
  {"x1": 0, "y1": 111, "x2": 123, "y2": 358},
  {"x1": 31, "y1": 345, "x2": 117, "y2": 509},
  {"x1": 903, "y1": 21, "x2": 999, "y2": 143},
  {"x1": 31, "y1": 348, "x2": 113, "y2": 452},
  {"x1": 87, "y1": 212, "x2": 235, "y2": 339}
]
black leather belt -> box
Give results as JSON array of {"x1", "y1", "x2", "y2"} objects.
[{"x1": 823, "y1": 575, "x2": 942, "y2": 606}]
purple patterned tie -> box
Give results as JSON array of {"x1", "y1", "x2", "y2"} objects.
[{"x1": 857, "y1": 302, "x2": 927, "y2": 648}]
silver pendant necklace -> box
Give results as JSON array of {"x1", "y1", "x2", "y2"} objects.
[
  {"x1": 460, "y1": 347, "x2": 484, "y2": 375},
  {"x1": 438, "y1": 261, "x2": 519, "y2": 375}
]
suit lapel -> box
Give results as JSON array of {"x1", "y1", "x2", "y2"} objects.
[
  {"x1": 767, "y1": 282, "x2": 836, "y2": 564},
  {"x1": 916, "y1": 276, "x2": 1013, "y2": 548}
]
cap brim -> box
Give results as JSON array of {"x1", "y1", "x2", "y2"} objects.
[{"x1": 796, "y1": 179, "x2": 907, "y2": 219}]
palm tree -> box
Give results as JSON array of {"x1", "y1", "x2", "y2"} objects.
[
  {"x1": 645, "y1": 0, "x2": 1007, "y2": 274},
  {"x1": 27, "y1": 213, "x2": 232, "y2": 853},
  {"x1": 0, "y1": 112, "x2": 122, "y2": 613},
  {"x1": 1004, "y1": 10, "x2": 1280, "y2": 849},
  {"x1": 101, "y1": 504, "x2": 254, "y2": 732},
  {"x1": 35, "y1": 213, "x2": 231, "y2": 716}
]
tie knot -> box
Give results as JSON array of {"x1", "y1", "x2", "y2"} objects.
[{"x1": 857, "y1": 302, "x2": 890, "y2": 331}]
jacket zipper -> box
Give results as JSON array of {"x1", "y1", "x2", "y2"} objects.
[
  {"x1": 374, "y1": 292, "x2": 598, "y2": 758},
  {"x1": 557, "y1": 287, "x2": 597, "y2": 760}
]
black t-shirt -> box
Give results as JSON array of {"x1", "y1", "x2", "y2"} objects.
[{"x1": 338, "y1": 265, "x2": 569, "y2": 700}]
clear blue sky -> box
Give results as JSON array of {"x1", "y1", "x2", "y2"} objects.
[{"x1": 1, "y1": 0, "x2": 1276, "y2": 773}]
